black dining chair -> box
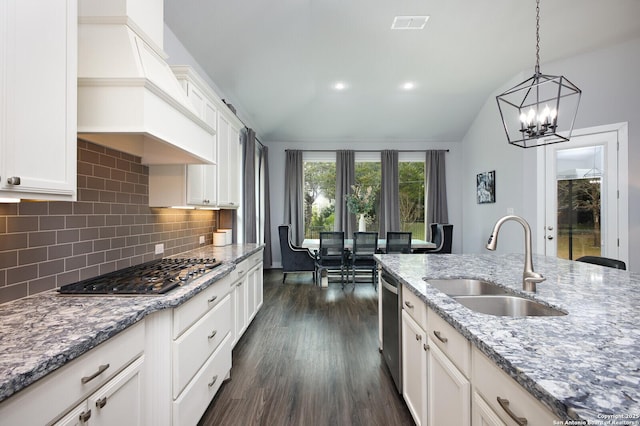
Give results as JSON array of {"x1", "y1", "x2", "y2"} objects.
[
  {"x1": 576, "y1": 256, "x2": 626, "y2": 270},
  {"x1": 316, "y1": 232, "x2": 348, "y2": 287},
  {"x1": 278, "y1": 225, "x2": 317, "y2": 283},
  {"x1": 422, "y1": 223, "x2": 453, "y2": 254},
  {"x1": 385, "y1": 232, "x2": 412, "y2": 254},
  {"x1": 351, "y1": 232, "x2": 379, "y2": 287}
]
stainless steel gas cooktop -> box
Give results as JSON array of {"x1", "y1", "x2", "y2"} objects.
[{"x1": 57, "y1": 258, "x2": 222, "y2": 295}]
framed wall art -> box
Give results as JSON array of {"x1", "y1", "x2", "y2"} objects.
[{"x1": 476, "y1": 170, "x2": 495, "y2": 204}]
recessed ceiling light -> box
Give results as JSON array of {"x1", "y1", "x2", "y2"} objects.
[
  {"x1": 391, "y1": 16, "x2": 429, "y2": 30},
  {"x1": 333, "y1": 82, "x2": 347, "y2": 91},
  {"x1": 401, "y1": 82, "x2": 415, "y2": 90}
]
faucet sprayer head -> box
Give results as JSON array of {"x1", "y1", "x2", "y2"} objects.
[{"x1": 486, "y1": 235, "x2": 497, "y2": 250}]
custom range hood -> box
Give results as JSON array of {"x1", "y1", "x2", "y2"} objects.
[{"x1": 77, "y1": 0, "x2": 215, "y2": 165}]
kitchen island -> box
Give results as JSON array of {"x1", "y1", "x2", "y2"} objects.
[
  {"x1": 0, "y1": 243, "x2": 263, "y2": 421},
  {"x1": 376, "y1": 253, "x2": 640, "y2": 423}
]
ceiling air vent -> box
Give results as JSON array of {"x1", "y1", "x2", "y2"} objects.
[{"x1": 391, "y1": 16, "x2": 429, "y2": 30}]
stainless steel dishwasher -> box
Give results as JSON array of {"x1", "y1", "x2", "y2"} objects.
[{"x1": 381, "y1": 270, "x2": 402, "y2": 393}]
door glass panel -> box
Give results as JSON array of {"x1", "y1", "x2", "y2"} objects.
[{"x1": 555, "y1": 146, "x2": 603, "y2": 260}]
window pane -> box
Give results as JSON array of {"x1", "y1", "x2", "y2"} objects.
[
  {"x1": 303, "y1": 161, "x2": 336, "y2": 239},
  {"x1": 355, "y1": 162, "x2": 381, "y2": 232},
  {"x1": 399, "y1": 162, "x2": 425, "y2": 240}
]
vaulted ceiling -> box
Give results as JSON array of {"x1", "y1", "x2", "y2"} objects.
[{"x1": 164, "y1": 0, "x2": 640, "y2": 143}]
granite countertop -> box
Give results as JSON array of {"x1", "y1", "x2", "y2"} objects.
[
  {"x1": 375, "y1": 253, "x2": 640, "y2": 422},
  {"x1": 0, "y1": 243, "x2": 263, "y2": 403}
]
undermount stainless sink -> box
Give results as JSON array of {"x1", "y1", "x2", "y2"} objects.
[
  {"x1": 424, "y1": 278, "x2": 510, "y2": 296},
  {"x1": 453, "y1": 295, "x2": 567, "y2": 317}
]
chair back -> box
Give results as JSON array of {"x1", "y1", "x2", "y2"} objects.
[
  {"x1": 319, "y1": 232, "x2": 345, "y2": 261},
  {"x1": 353, "y1": 232, "x2": 378, "y2": 256},
  {"x1": 429, "y1": 224, "x2": 453, "y2": 254},
  {"x1": 576, "y1": 255, "x2": 626, "y2": 270},
  {"x1": 386, "y1": 232, "x2": 412, "y2": 253}
]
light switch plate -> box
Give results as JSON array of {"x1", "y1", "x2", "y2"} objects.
[
  {"x1": 155, "y1": 243, "x2": 164, "y2": 255},
  {"x1": 199, "y1": 236, "x2": 205, "y2": 244}
]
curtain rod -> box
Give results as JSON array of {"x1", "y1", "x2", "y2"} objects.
[{"x1": 285, "y1": 149, "x2": 449, "y2": 153}]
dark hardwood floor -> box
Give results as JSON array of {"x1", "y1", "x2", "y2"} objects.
[{"x1": 198, "y1": 270, "x2": 414, "y2": 426}]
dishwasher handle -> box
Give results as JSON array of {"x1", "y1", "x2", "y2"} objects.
[{"x1": 381, "y1": 273, "x2": 399, "y2": 295}]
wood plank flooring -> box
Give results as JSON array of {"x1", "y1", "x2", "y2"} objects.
[{"x1": 198, "y1": 270, "x2": 414, "y2": 426}]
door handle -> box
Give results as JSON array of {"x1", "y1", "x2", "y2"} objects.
[{"x1": 547, "y1": 235, "x2": 554, "y2": 240}]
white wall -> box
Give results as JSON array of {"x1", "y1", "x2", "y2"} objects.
[
  {"x1": 462, "y1": 36, "x2": 640, "y2": 272},
  {"x1": 266, "y1": 140, "x2": 463, "y2": 268}
]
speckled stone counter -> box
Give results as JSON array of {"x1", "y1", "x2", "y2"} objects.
[
  {"x1": 0, "y1": 243, "x2": 263, "y2": 403},
  {"x1": 375, "y1": 253, "x2": 640, "y2": 422}
]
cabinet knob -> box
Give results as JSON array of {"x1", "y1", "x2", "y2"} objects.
[
  {"x1": 547, "y1": 235, "x2": 554, "y2": 240},
  {"x1": 6, "y1": 176, "x2": 21, "y2": 185},
  {"x1": 423, "y1": 343, "x2": 429, "y2": 351},
  {"x1": 404, "y1": 301, "x2": 414, "y2": 309},
  {"x1": 208, "y1": 375, "x2": 219, "y2": 388}
]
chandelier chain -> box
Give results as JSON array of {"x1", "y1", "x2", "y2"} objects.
[{"x1": 535, "y1": 0, "x2": 541, "y2": 74}]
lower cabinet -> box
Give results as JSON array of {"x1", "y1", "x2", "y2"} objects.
[
  {"x1": 54, "y1": 356, "x2": 145, "y2": 426},
  {"x1": 230, "y1": 251, "x2": 264, "y2": 347},
  {"x1": 401, "y1": 310, "x2": 428, "y2": 426},
  {"x1": 427, "y1": 340, "x2": 470, "y2": 426}
]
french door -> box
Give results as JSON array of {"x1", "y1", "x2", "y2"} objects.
[{"x1": 537, "y1": 123, "x2": 628, "y2": 263}]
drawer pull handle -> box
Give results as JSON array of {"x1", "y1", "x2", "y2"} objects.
[
  {"x1": 497, "y1": 397, "x2": 528, "y2": 426},
  {"x1": 6, "y1": 176, "x2": 21, "y2": 185},
  {"x1": 423, "y1": 343, "x2": 429, "y2": 351},
  {"x1": 79, "y1": 410, "x2": 91, "y2": 422},
  {"x1": 81, "y1": 364, "x2": 110, "y2": 384},
  {"x1": 208, "y1": 330, "x2": 218, "y2": 340},
  {"x1": 415, "y1": 334, "x2": 422, "y2": 341},
  {"x1": 208, "y1": 375, "x2": 218, "y2": 388},
  {"x1": 433, "y1": 330, "x2": 448, "y2": 343},
  {"x1": 207, "y1": 295, "x2": 218, "y2": 303},
  {"x1": 404, "y1": 301, "x2": 414, "y2": 309},
  {"x1": 96, "y1": 397, "x2": 107, "y2": 409}
]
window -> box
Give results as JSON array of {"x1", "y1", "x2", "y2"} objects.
[{"x1": 303, "y1": 152, "x2": 427, "y2": 240}]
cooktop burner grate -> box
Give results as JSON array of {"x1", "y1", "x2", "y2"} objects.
[{"x1": 58, "y1": 258, "x2": 222, "y2": 295}]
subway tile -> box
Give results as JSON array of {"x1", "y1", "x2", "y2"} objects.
[
  {"x1": 86, "y1": 176, "x2": 105, "y2": 190},
  {"x1": 106, "y1": 215, "x2": 121, "y2": 226},
  {"x1": 87, "y1": 252, "x2": 105, "y2": 266},
  {"x1": 115, "y1": 158, "x2": 130, "y2": 171},
  {"x1": 65, "y1": 216, "x2": 87, "y2": 229},
  {"x1": 57, "y1": 229, "x2": 80, "y2": 244},
  {"x1": 0, "y1": 251, "x2": 17, "y2": 269},
  {"x1": 80, "y1": 227, "x2": 100, "y2": 241},
  {"x1": 104, "y1": 147, "x2": 121, "y2": 158},
  {"x1": 0, "y1": 283, "x2": 27, "y2": 304},
  {"x1": 57, "y1": 270, "x2": 80, "y2": 286},
  {"x1": 111, "y1": 169, "x2": 126, "y2": 181},
  {"x1": 40, "y1": 215, "x2": 65, "y2": 230},
  {"x1": 93, "y1": 165, "x2": 111, "y2": 179},
  {"x1": 125, "y1": 172, "x2": 138, "y2": 184},
  {"x1": 0, "y1": 217, "x2": 5, "y2": 233},
  {"x1": 88, "y1": 215, "x2": 106, "y2": 227},
  {"x1": 116, "y1": 193, "x2": 131, "y2": 204},
  {"x1": 94, "y1": 203, "x2": 111, "y2": 214},
  {"x1": 130, "y1": 225, "x2": 143, "y2": 235},
  {"x1": 116, "y1": 258, "x2": 132, "y2": 270},
  {"x1": 7, "y1": 265, "x2": 38, "y2": 285},
  {"x1": 18, "y1": 202, "x2": 48, "y2": 216},
  {"x1": 29, "y1": 276, "x2": 56, "y2": 295},
  {"x1": 93, "y1": 238, "x2": 110, "y2": 251},
  {"x1": 0, "y1": 204, "x2": 19, "y2": 215},
  {"x1": 121, "y1": 246, "x2": 135, "y2": 258},
  {"x1": 99, "y1": 153, "x2": 116, "y2": 168},
  {"x1": 99, "y1": 262, "x2": 117, "y2": 275},
  {"x1": 78, "y1": 148, "x2": 100, "y2": 164},
  {"x1": 85, "y1": 142, "x2": 105, "y2": 154},
  {"x1": 73, "y1": 202, "x2": 94, "y2": 215},
  {"x1": 111, "y1": 237, "x2": 126, "y2": 248},
  {"x1": 49, "y1": 243, "x2": 72, "y2": 260},
  {"x1": 73, "y1": 241, "x2": 93, "y2": 256},
  {"x1": 111, "y1": 204, "x2": 126, "y2": 214},
  {"x1": 121, "y1": 182, "x2": 135, "y2": 195},
  {"x1": 18, "y1": 247, "x2": 48, "y2": 265},
  {"x1": 99, "y1": 227, "x2": 116, "y2": 239},
  {"x1": 80, "y1": 265, "x2": 100, "y2": 280},
  {"x1": 106, "y1": 249, "x2": 121, "y2": 262},
  {"x1": 105, "y1": 179, "x2": 120, "y2": 192},
  {"x1": 100, "y1": 191, "x2": 116, "y2": 203},
  {"x1": 121, "y1": 215, "x2": 135, "y2": 225},
  {"x1": 121, "y1": 152, "x2": 139, "y2": 163},
  {"x1": 116, "y1": 226, "x2": 130, "y2": 237},
  {"x1": 7, "y1": 216, "x2": 38, "y2": 233},
  {"x1": 78, "y1": 188, "x2": 100, "y2": 202},
  {"x1": 29, "y1": 231, "x2": 55, "y2": 247},
  {"x1": 39, "y1": 259, "x2": 65, "y2": 276},
  {"x1": 77, "y1": 161, "x2": 93, "y2": 176},
  {"x1": 65, "y1": 255, "x2": 87, "y2": 271}
]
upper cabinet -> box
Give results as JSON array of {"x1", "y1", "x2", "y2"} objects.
[
  {"x1": 0, "y1": 0, "x2": 77, "y2": 201},
  {"x1": 149, "y1": 66, "x2": 242, "y2": 209}
]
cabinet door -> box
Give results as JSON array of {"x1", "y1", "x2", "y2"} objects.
[
  {"x1": 428, "y1": 339, "x2": 470, "y2": 426},
  {"x1": 234, "y1": 275, "x2": 248, "y2": 339},
  {"x1": 52, "y1": 402, "x2": 90, "y2": 426},
  {"x1": 227, "y1": 124, "x2": 241, "y2": 206},
  {"x1": 187, "y1": 164, "x2": 206, "y2": 205},
  {"x1": 216, "y1": 114, "x2": 231, "y2": 205},
  {"x1": 0, "y1": 0, "x2": 76, "y2": 200},
  {"x1": 87, "y1": 356, "x2": 145, "y2": 426},
  {"x1": 401, "y1": 310, "x2": 427, "y2": 426}
]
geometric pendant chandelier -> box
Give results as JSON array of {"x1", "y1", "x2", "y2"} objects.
[{"x1": 496, "y1": 0, "x2": 581, "y2": 148}]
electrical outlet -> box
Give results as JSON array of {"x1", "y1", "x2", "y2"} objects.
[
  {"x1": 155, "y1": 243, "x2": 164, "y2": 255},
  {"x1": 199, "y1": 236, "x2": 205, "y2": 244}
]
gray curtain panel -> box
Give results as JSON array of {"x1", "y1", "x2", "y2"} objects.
[
  {"x1": 379, "y1": 150, "x2": 400, "y2": 236},
  {"x1": 261, "y1": 145, "x2": 272, "y2": 267},
  {"x1": 284, "y1": 150, "x2": 304, "y2": 245},
  {"x1": 242, "y1": 128, "x2": 257, "y2": 243},
  {"x1": 335, "y1": 150, "x2": 356, "y2": 233},
  {"x1": 425, "y1": 150, "x2": 449, "y2": 239}
]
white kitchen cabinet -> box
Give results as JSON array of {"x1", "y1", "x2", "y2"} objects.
[
  {"x1": 149, "y1": 164, "x2": 217, "y2": 208},
  {"x1": 472, "y1": 391, "x2": 507, "y2": 426},
  {"x1": 472, "y1": 347, "x2": 559, "y2": 426},
  {"x1": 247, "y1": 252, "x2": 264, "y2": 322},
  {"x1": 428, "y1": 339, "x2": 471, "y2": 426},
  {"x1": 230, "y1": 250, "x2": 264, "y2": 347},
  {"x1": 0, "y1": 321, "x2": 144, "y2": 425},
  {"x1": 54, "y1": 356, "x2": 145, "y2": 426},
  {"x1": 0, "y1": 0, "x2": 77, "y2": 201},
  {"x1": 216, "y1": 111, "x2": 242, "y2": 208},
  {"x1": 401, "y1": 310, "x2": 428, "y2": 426}
]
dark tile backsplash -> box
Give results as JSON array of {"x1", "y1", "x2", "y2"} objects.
[{"x1": 0, "y1": 140, "x2": 219, "y2": 304}]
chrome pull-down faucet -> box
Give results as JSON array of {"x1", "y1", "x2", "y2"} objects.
[{"x1": 486, "y1": 215, "x2": 545, "y2": 292}]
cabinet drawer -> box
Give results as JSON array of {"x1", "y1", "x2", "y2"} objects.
[
  {"x1": 173, "y1": 333, "x2": 232, "y2": 426},
  {"x1": 173, "y1": 274, "x2": 232, "y2": 338},
  {"x1": 426, "y1": 308, "x2": 470, "y2": 377},
  {"x1": 472, "y1": 347, "x2": 559, "y2": 425},
  {"x1": 173, "y1": 294, "x2": 232, "y2": 398},
  {"x1": 402, "y1": 285, "x2": 427, "y2": 330},
  {"x1": 0, "y1": 321, "x2": 144, "y2": 426}
]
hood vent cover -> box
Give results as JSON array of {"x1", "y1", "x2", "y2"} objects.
[{"x1": 77, "y1": 0, "x2": 215, "y2": 165}]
